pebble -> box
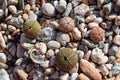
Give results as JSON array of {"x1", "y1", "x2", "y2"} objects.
[
  {"x1": 50, "y1": 71, "x2": 59, "y2": 80},
  {"x1": 109, "y1": 63, "x2": 120, "y2": 77},
  {"x1": 28, "y1": 13, "x2": 37, "y2": 20},
  {"x1": 91, "y1": 47, "x2": 108, "y2": 64},
  {"x1": 22, "y1": 13, "x2": 28, "y2": 20},
  {"x1": 35, "y1": 42, "x2": 47, "y2": 54},
  {"x1": 103, "y1": 2, "x2": 113, "y2": 15},
  {"x1": 0, "y1": 9, "x2": 4, "y2": 20},
  {"x1": 71, "y1": 27, "x2": 81, "y2": 40},
  {"x1": 40, "y1": 60, "x2": 49, "y2": 69},
  {"x1": 4, "y1": 15, "x2": 12, "y2": 22},
  {"x1": 103, "y1": 43, "x2": 110, "y2": 54},
  {"x1": 56, "y1": 32, "x2": 70, "y2": 46},
  {"x1": 73, "y1": 4, "x2": 90, "y2": 17},
  {"x1": 46, "y1": 49, "x2": 54, "y2": 59},
  {"x1": 0, "y1": 62, "x2": 8, "y2": 69},
  {"x1": 8, "y1": 17, "x2": 24, "y2": 28},
  {"x1": 80, "y1": 59, "x2": 102, "y2": 80},
  {"x1": 45, "y1": 67, "x2": 55, "y2": 75},
  {"x1": 56, "y1": 0, "x2": 67, "y2": 13},
  {"x1": 108, "y1": 45, "x2": 119, "y2": 56},
  {"x1": 63, "y1": 3, "x2": 72, "y2": 16},
  {"x1": 0, "y1": 33, "x2": 6, "y2": 52},
  {"x1": 72, "y1": 0, "x2": 81, "y2": 7},
  {"x1": 116, "y1": 47, "x2": 120, "y2": 58},
  {"x1": 115, "y1": 16, "x2": 120, "y2": 26},
  {"x1": 8, "y1": 44, "x2": 16, "y2": 56},
  {"x1": 88, "y1": 22, "x2": 99, "y2": 29},
  {"x1": 77, "y1": 73, "x2": 90, "y2": 80},
  {"x1": 117, "y1": 0, "x2": 120, "y2": 6},
  {"x1": 69, "y1": 63, "x2": 79, "y2": 74},
  {"x1": 8, "y1": 5, "x2": 17, "y2": 14},
  {"x1": 8, "y1": 0, "x2": 18, "y2": 5},
  {"x1": 76, "y1": 50, "x2": 84, "y2": 59},
  {"x1": 108, "y1": 56, "x2": 116, "y2": 64},
  {"x1": 113, "y1": 35, "x2": 120, "y2": 45},
  {"x1": 47, "y1": 41, "x2": 60, "y2": 49},
  {"x1": 98, "y1": 65, "x2": 109, "y2": 77},
  {"x1": 93, "y1": 17, "x2": 103, "y2": 24},
  {"x1": 116, "y1": 74, "x2": 120, "y2": 80},
  {"x1": 8, "y1": 25, "x2": 16, "y2": 32},
  {"x1": 49, "y1": 21, "x2": 59, "y2": 29},
  {"x1": 70, "y1": 73, "x2": 78, "y2": 80},
  {"x1": 24, "y1": 4, "x2": 31, "y2": 12},
  {"x1": 0, "y1": 69, "x2": 10, "y2": 80},
  {"x1": 59, "y1": 73, "x2": 69, "y2": 80},
  {"x1": 85, "y1": 15, "x2": 96, "y2": 23},
  {"x1": 84, "y1": 50, "x2": 91, "y2": 60},
  {"x1": 0, "y1": 53, "x2": 7, "y2": 63},
  {"x1": 42, "y1": 3, "x2": 55, "y2": 17}
]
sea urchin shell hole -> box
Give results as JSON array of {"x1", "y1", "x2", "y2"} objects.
[
  {"x1": 90, "y1": 27, "x2": 105, "y2": 43},
  {"x1": 59, "y1": 17, "x2": 75, "y2": 33},
  {"x1": 55, "y1": 48, "x2": 78, "y2": 72}
]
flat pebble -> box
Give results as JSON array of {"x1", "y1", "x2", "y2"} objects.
[
  {"x1": 63, "y1": 3, "x2": 72, "y2": 16},
  {"x1": 8, "y1": 25, "x2": 16, "y2": 32},
  {"x1": 47, "y1": 41, "x2": 60, "y2": 49},
  {"x1": 76, "y1": 50, "x2": 84, "y2": 59},
  {"x1": 0, "y1": 53, "x2": 7, "y2": 63},
  {"x1": 56, "y1": 32, "x2": 70, "y2": 46},
  {"x1": 0, "y1": 69, "x2": 10, "y2": 80},
  {"x1": 0, "y1": 33, "x2": 6, "y2": 52},
  {"x1": 108, "y1": 45, "x2": 119, "y2": 56},
  {"x1": 88, "y1": 22, "x2": 99, "y2": 29},
  {"x1": 115, "y1": 16, "x2": 120, "y2": 26},
  {"x1": 24, "y1": 4, "x2": 31, "y2": 12},
  {"x1": 77, "y1": 73, "x2": 90, "y2": 80},
  {"x1": 113, "y1": 35, "x2": 120, "y2": 45},
  {"x1": 70, "y1": 73, "x2": 78, "y2": 80},
  {"x1": 59, "y1": 73, "x2": 69, "y2": 80},
  {"x1": 8, "y1": 5, "x2": 17, "y2": 14},
  {"x1": 85, "y1": 15, "x2": 96, "y2": 23},
  {"x1": 91, "y1": 47, "x2": 108, "y2": 64},
  {"x1": 45, "y1": 67, "x2": 55, "y2": 75},
  {"x1": 46, "y1": 49, "x2": 54, "y2": 59}
]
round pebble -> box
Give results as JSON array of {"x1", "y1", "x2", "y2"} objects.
[
  {"x1": 113, "y1": 35, "x2": 120, "y2": 45},
  {"x1": 47, "y1": 41, "x2": 60, "y2": 49}
]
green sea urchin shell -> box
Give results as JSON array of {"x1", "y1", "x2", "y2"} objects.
[
  {"x1": 23, "y1": 20, "x2": 41, "y2": 39},
  {"x1": 55, "y1": 48, "x2": 78, "y2": 72}
]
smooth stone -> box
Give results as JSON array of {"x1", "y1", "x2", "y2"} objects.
[
  {"x1": 8, "y1": 5, "x2": 17, "y2": 14},
  {"x1": 72, "y1": 0, "x2": 81, "y2": 7},
  {"x1": 98, "y1": 65, "x2": 109, "y2": 77},
  {"x1": 0, "y1": 33, "x2": 6, "y2": 52},
  {"x1": 88, "y1": 22, "x2": 99, "y2": 29},
  {"x1": 108, "y1": 63, "x2": 120, "y2": 77},
  {"x1": 108, "y1": 45, "x2": 118, "y2": 56},
  {"x1": 107, "y1": 56, "x2": 116, "y2": 64},
  {"x1": 103, "y1": 43, "x2": 110, "y2": 54},
  {"x1": 113, "y1": 35, "x2": 120, "y2": 45},
  {"x1": 76, "y1": 50, "x2": 84, "y2": 59},
  {"x1": 50, "y1": 71, "x2": 59, "y2": 80},
  {"x1": 47, "y1": 41, "x2": 60, "y2": 49},
  {"x1": 22, "y1": 43, "x2": 34, "y2": 50},
  {"x1": 59, "y1": 73, "x2": 69, "y2": 80},
  {"x1": 0, "y1": 53, "x2": 7, "y2": 63},
  {"x1": 70, "y1": 73, "x2": 78, "y2": 80},
  {"x1": 85, "y1": 15, "x2": 96, "y2": 23},
  {"x1": 116, "y1": 74, "x2": 120, "y2": 80},
  {"x1": 63, "y1": 3, "x2": 72, "y2": 16},
  {"x1": 40, "y1": 60, "x2": 49, "y2": 69},
  {"x1": 103, "y1": 2, "x2": 113, "y2": 15},
  {"x1": 80, "y1": 59, "x2": 102, "y2": 80},
  {"x1": 28, "y1": 13, "x2": 37, "y2": 20},
  {"x1": 46, "y1": 49, "x2": 54, "y2": 59},
  {"x1": 115, "y1": 16, "x2": 120, "y2": 26},
  {"x1": 45, "y1": 67, "x2": 55, "y2": 75},
  {"x1": 0, "y1": 69, "x2": 10, "y2": 80},
  {"x1": 56, "y1": 32, "x2": 70, "y2": 46},
  {"x1": 116, "y1": 47, "x2": 120, "y2": 58},
  {"x1": 8, "y1": 0, "x2": 18, "y2": 5},
  {"x1": 8, "y1": 44, "x2": 17, "y2": 56},
  {"x1": 91, "y1": 47, "x2": 108, "y2": 64},
  {"x1": 69, "y1": 63, "x2": 79, "y2": 74},
  {"x1": 72, "y1": 27, "x2": 81, "y2": 40},
  {"x1": 77, "y1": 73, "x2": 90, "y2": 80}
]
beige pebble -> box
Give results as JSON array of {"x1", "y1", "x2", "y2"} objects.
[
  {"x1": 45, "y1": 67, "x2": 55, "y2": 75},
  {"x1": 49, "y1": 21, "x2": 59, "y2": 29},
  {"x1": 8, "y1": 5, "x2": 17, "y2": 14},
  {"x1": 8, "y1": 25, "x2": 16, "y2": 32},
  {"x1": 99, "y1": 10, "x2": 105, "y2": 17},
  {"x1": 107, "y1": 77, "x2": 115, "y2": 80},
  {"x1": 100, "y1": 22, "x2": 108, "y2": 29},
  {"x1": 105, "y1": 14, "x2": 117, "y2": 20},
  {"x1": 113, "y1": 35, "x2": 120, "y2": 45},
  {"x1": 46, "y1": 49, "x2": 54, "y2": 59},
  {"x1": 35, "y1": 42, "x2": 47, "y2": 54},
  {"x1": 93, "y1": 17, "x2": 103, "y2": 24},
  {"x1": 4, "y1": 15, "x2": 13, "y2": 22},
  {"x1": 0, "y1": 33, "x2": 6, "y2": 52},
  {"x1": 77, "y1": 73, "x2": 90, "y2": 80},
  {"x1": 116, "y1": 74, "x2": 120, "y2": 80},
  {"x1": 84, "y1": 50, "x2": 91, "y2": 60},
  {"x1": 24, "y1": 4, "x2": 31, "y2": 13},
  {"x1": 80, "y1": 59, "x2": 102, "y2": 80},
  {"x1": 0, "y1": 53, "x2": 7, "y2": 63},
  {"x1": 115, "y1": 16, "x2": 120, "y2": 26},
  {"x1": 22, "y1": 13, "x2": 28, "y2": 20},
  {"x1": 12, "y1": 29, "x2": 20, "y2": 36},
  {"x1": 88, "y1": 22, "x2": 99, "y2": 29},
  {"x1": 16, "y1": 69, "x2": 28, "y2": 80},
  {"x1": 72, "y1": 28, "x2": 81, "y2": 40},
  {"x1": 117, "y1": 0, "x2": 120, "y2": 6},
  {"x1": 33, "y1": 7, "x2": 39, "y2": 12},
  {"x1": 0, "y1": 23, "x2": 7, "y2": 31},
  {"x1": 85, "y1": 15, "x2": 96, "y2": 23},
  {"x1": 0, "y1": 31, "x2": 5, "y2": 34},
  {"x1": 28, "y1": 10, "x2": 34, "y2": 15}
]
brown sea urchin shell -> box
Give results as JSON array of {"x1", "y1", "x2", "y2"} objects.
[
  {"x1": 55, "y1": 48, "x2": 78, "y2": 72},
  {"x1": 90, "y1": 27, "x2": 105, "y2": 43},
  {"x1": 59, "y1": 17, "x2": 75, "y2": 33}
]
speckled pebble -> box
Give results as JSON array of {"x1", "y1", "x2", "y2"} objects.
[{"x1": 47, "y1": 41, "x2": 60, "y2": 49}]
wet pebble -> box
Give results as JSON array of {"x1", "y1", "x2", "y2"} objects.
[{"x1": 47, "y1": 41, "x2": 60, "y2": 49}]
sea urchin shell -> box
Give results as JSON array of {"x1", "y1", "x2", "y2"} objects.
[{"x1": 55, "y1": 48, "x2": 78, "y2": 72}]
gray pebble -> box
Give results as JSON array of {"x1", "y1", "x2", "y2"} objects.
[
  {"x1": 8, "y1": 17, "x2": 24, "y2": 28},
  {"x1": 15, "y1": 58, "x2": 23, "y2": 66},
  {"x1": 56, "y1": 32, "x2": 70, "y2": 46},
  {"x1": 113, "y1": 26, "x2": 120, "y2": 35},
  {"x1": 72, "y1": 0, "x2": 81, "y2": 7},
  {"x1": 0, "y1": 69, "x2": 10, "y2": 80},
  {"x1": 103, "y1": 43, "x2": 110, "y2": 54},
  {"x1": 0, "y1": 9, "x2": 4, "y2": 20},
  {"x1": 78, "y1": 44, "x2": 88, "y2": 53},
  {"x1": 76, "y1": 50, "x2": 84, "y2": 59},
  {"x1": 8, "y1": 44, "x2": 16, "y2": 56},
  {"x1": 107, "y1": 56, "x2": 116, "y2": 64},
  {"x1": 18, "y1": 0, "x2": 24, "y2": 10},
  {"x1": 28, "y1": 13, "x2": 37, "y2": 20},
  {"x1": 103, "y1": 2, "x2": 113, "y2": 15},
  {"x1": 70, "y1": 73, "x2": 78, "y2": 80},
  {"x1": 63, "y1": 3, "x2": 72, "y2": 16},
  {"x1": 108, "y1": 45, "x2": 119, "y2": 56},
  {"x1": 109, "y1": 63, "x2": 120, "y2": 77},
  {"x1": 47, "y1": 41, "x2": 60, "y2": 49},
  {"x1": 98, "y1": 41, "x2": 105, "y2": 49},
  {"x1": 40, "y1": 60, "x2": 49, "y2": 69}
]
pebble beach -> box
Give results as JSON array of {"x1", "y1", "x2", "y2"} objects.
[{"x1": 0, "y1": 0, "x2": 120, "y2": 80}]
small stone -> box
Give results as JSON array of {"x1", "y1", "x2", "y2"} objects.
[
  {"x1": 46, "y1": 49, "x2": 54, "y2": 59},
  {"x1": 35, "y1": 42, "x2": 47, "y2": 54},
  {"x1": 40, "y1": 60, "x2": 49, "y2": 68},
  {"x1": 45, "y1": 67, "x2": 55, "y2": 75},
  {"x1": 56, "y1": 32, "x2": 70, "y2": 46},
  {"x1": 73, "y1": 4, "x2": 90, "y2": 17},
  {"x1": 69, "y1": 63, "x2": 79, "y2": 74},
  {"x1": 93, "y1": 17, "x2": 103, "y2": 24},
  {"x1": 113, "y1": 35, "x2": 120, "y2": 45},
  {"x1": 117, "y1": 0, "x2": 120, "y2": 6},
  {"x1": 71, "y1": 27, "x2": 81, "y2": 40},
  {"x1": 91, "y1": 47, "x2": 108, "y2": 64},
  {"x1": 116, "y1": 74, "x2": 120, "y2": 80},
  {"x1": 84, "y1": 50, "x2": 91, "y2": 60},
  {"x1": 0, "y1": 62, "x2": 8, "y2": 69},
  {"x1": 59, "y1": 73, "x2": 69, "y2": 80},
  {"x1": 49, "y1": 21, "x2": 59, "y2": 29},
  {"x1": 107, "y1": 77, "x2": 115, "y2": 80},
  {"x1": 80, "y1": 59, "x2": 102, "y2": 80},
  {"x1": 85, "y1": 15, "x2": 96, "y2": 23},
  {"x1": 22, "y1": 13, "x2": 28, "y2": 20},
  {"x1": 77, "y1": 73, "x2": 90, "y2": 80},
  {"x1": 108, "y1": 63, "x2": 120, "y2": 77},
  {"x1": 42, "y1": 3, "x2": 55, "y2": 17},
  {"x1": 70, "y1": 73, "x2": 78, "y2": 80},
  {"x1": 8, "y1": 25, "x2": 16, "y2": 32},
  {"x1": 0, "y1": 33, "x2": 6, "y2": 52},
  {"x1": 4, "y1": 15, "x2": 12, "y2": 22},
  {"x1": 8, "y1": 17, "x2": 24, "y2": 28},
  {"x1": 108, "y1": 56, "x2": 116, "y2": 64},
  {"x1": 103, "y1": 2, "x2": 113, "y2": 15},
  {"x1": 50, "y1": 71, "x2": 59, "y2": 80},
  {"x1": 24, "y1": 4, "x2": 31, "y2": 12},
  {"x1": 56, "y1": 0, "x2": 67, "y2": 13},
  {"x1": 76, "y1": 50, "x2": 84, "y2": 59},
  {"x1": 8, "y1": 5, "x2": 17, "y2": 14},
  {"x1": 0, "y1": 9, "x2": 4, "y2": 20},
  {"x1": 8, "y1": 0, "x2": 18, "y2": 5},
  {"x1": 28, "y1": 13, "x2": 37, "y2": 20},
  {"x1": 116, "y1": 47, "x2": 120, "y2": 58},
  {"x1": 47, "y1": 41, "x2": 60, "y2": 49},
  {"x1": 88, "y1": 22, "x2": 99, "y2": 29},
  {"x1": 98, "y1": 65, "x2": 109, "y2": 77},
  {"x1": 8, "y1": 44, "x2": 16, "y2": 56},
  {"x1": 105, "y1": 14, "x2": 117, "y2": 20},
  {"x1": 115, "y1": 16, "x2": 120, "y2": 26},
  {"x1": 0, "y1": 69, "x2": 10, "y2": 80},
  {"x1": 1, "y1": 23, "x2": 7, "y2": 31},
  {"x1": 108, "y1": 45, "x2": 119, "y2": 56},
  {"x1": 63, "y1": 3, "x2": 72, "y2": 16},
  {"x1": 72, "y1": 0, "x2": 81, "y2": 7},
  {"x1": 0, "y1": 53, "x2": 7, "y2": 63},
  {"x1": 18, "y1": 0, "x2": 24, "y2": 10},
  {"x1": 103, "y1": 43, "x2": 110, "y2": 54},
  {"x1": 100, "y1": 22, "x2": 108, "y2": 29}
]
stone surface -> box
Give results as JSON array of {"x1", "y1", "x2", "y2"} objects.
[
  {"x1": 77, "y1": 73, "x2": 90, "y2": 80},
  {"x1": 0, "y1": 69, "x2": 10, "y2": 80},
  {"x1": 47, "y1": 41, "x2": 60, "y2": 49},
  {"x1": 113, "y1": 35, "x2": 120, "y2": 45},
  {"x1": 80, "y1": 59, "x2": 102, "y2": 80}
]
